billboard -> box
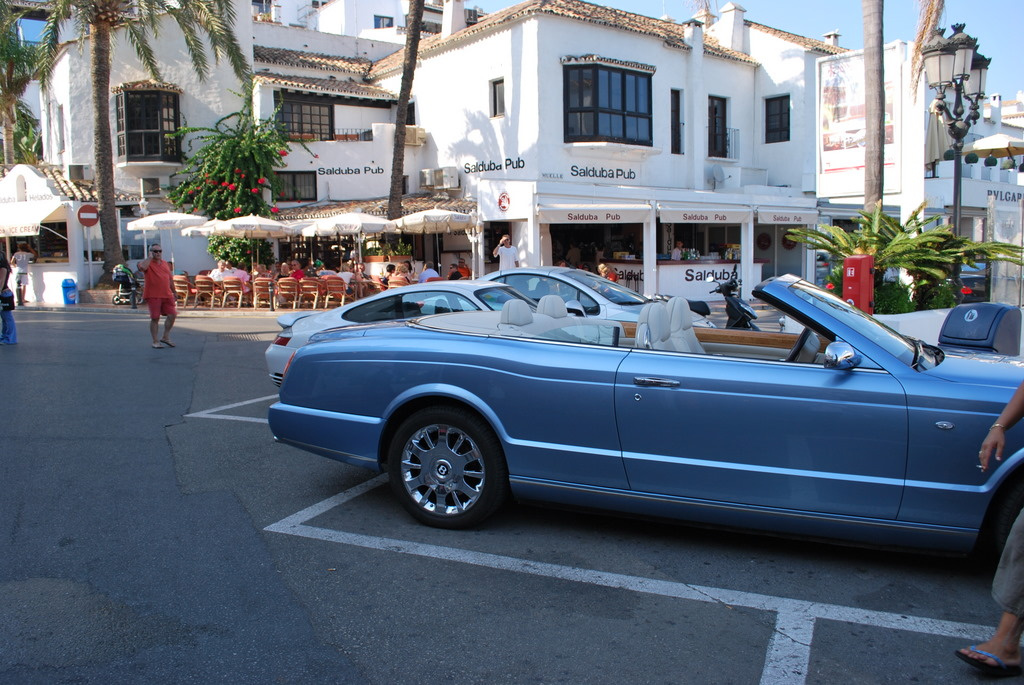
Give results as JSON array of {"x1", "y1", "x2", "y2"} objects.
[{"x1": 817, "y1": 46, "x2": 903, "y2": 197}]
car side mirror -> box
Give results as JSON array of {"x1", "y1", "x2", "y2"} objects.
[
  {"x1": 823, "y1": 341, "x2": 861, "y2": 370},
  {"x1": 565, "y1": 299, "x2": 586, "y2": 317}
]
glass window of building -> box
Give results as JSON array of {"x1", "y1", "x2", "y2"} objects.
[
  {"x1": 277, "y1": 172, "x2": 317, "y2": 202},
  {"x1": 374, "y1": 15, "x2": 394, "y2": 28},
  {"x1": 765, "y1": 95, "x2": 791, "y2": 143},
  {"x1": 564, "y1": 64, "x2": 652, "y2": 146},
  {"x1": 491, "y1": 78, "x2": 505, "y2": 118},
  {"x1": 276, "y1": 94, "x2": 333, "y2": 141},
  {"x1": 115, "y1": 90, "x2": 181, "y2": 162},
  {"x1": 670, "y1": 89, "x2": 684, "y2": 154},
  {"x1": 708, "y1": 96, "x2": 731, "y2": 158}
]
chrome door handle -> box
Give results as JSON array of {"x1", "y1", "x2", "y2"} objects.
[{"x1": 633, "y1": 376, "x2": 680, "y2": 388}]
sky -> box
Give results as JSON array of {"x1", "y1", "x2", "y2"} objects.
[{"x1": 471, "y1": 0, "x2": 1021, "y2": 102}]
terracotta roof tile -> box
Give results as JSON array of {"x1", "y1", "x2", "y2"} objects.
[
  {"x1": 276, "y1": 193, "x2": 476, "y2": 221},
  {"x1": 0, "y1": 164, "x2": 139, "y2": 204},
  {"x1": 254, "y1": 72, "x2": 396, "y2": 101},
  {"x1": 745, "y1": 20, "x2": 849, "y2": 55},
  {"x1": 253, "y1": 45, "x2": 373, "y2": 76},
  {"x1": 701, "y1": 34, "x2": 758, "y2": 65},
  {"x1": 371, "y1": 0, "x2": 700, "y2": 79}
]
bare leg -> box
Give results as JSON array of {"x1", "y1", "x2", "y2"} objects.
[
  {"x1": 959, "y1": 611, "x2": 1024, "y2": 668},
  {"x1": 150, "y1": 318, "x2": 161, "y2": 345},
  {"x1": 161, "y1": 314, "x2": 176, "y2": 344}
]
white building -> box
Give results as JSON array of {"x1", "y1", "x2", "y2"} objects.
[{"x1": 6, "y1": 0, "x2": 1021, "y2": 304}]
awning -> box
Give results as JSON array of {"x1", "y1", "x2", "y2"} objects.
[
  {"x1": 537, "y1": 203, "x2": 652, "y2": 224},
  {"x1": 658, "y1": 204, "x2": 753, "y2": 224},
  {"x1": 0, "y1": 200, "x2": 65, "y2": 237},
  {"x1": 756, "y1": 208, "x2": 819, "y2": 225}
]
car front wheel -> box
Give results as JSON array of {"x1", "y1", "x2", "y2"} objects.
[{"x1": 387, "y1": 407, "x2": 509, "y2": 529}]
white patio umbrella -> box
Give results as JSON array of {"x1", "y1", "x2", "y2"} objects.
[
  {"x1": 300, "y1": 212, "x2": 397, "y2": 262},
  {"x1": 963, "y1": 133, "x2": 1024, "y2": 164},
  {"x1": 125, "y1": 211, "x2": 209, "y2": 262},
  {"x1": 392, "y1": 208, "x2": 474, "y2": 234},
  {"x1": 206, "y1": 214, "x2": 298, "y2": 272}
]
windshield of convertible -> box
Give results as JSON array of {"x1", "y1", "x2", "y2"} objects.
[
  {"x1": 563, "y1": 270, "x2": 650, "y2": 306},
  {"x1": 788, "y1": 280, "x2": 918, "y2": 366}
]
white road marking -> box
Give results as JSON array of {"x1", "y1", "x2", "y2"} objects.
[
  {"x1": 185, "y1": 394, "x2": 277, "y2": 423},
  {"x1": 265, "y1": 477, "x2": 990, "y2": 685}
]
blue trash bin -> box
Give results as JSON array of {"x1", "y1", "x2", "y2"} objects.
[{"x1": 61, "y1": 278, "x2": 77, "y2": 305}]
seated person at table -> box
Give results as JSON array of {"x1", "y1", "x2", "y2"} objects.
[
  {"x1": 457, "y1": 258, "x2": 471, "y2": 279},
  {"x1": 209, "y1": 260, "x2": 229, "y2": 281},
  {"x1": 388, "y1": 263, "x2": 412, "y2": 288},
  {"x1": 381, "y1": 263, "x2": 396, "y2": 287},
  {"x1": 447, "y1": 264, "x2": 463, "y2": 280},
  {"x1": 251, "y1": 263, "x2": 272, "y2": 279},
  {"x1": 418, "y1": 261, "x2": 440, "y2": 282},
  {"x1": 315, "y1": 259, "x2": 337, "y2": 277},
  {"x1": 288, "y1": 259, "x2": 306, "y2": 280}
]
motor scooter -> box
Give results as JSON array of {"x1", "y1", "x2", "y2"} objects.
[{"x1": 708, "y1": 275, "x2": 759, "y2": 330}]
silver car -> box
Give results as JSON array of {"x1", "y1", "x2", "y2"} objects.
[{"x1": 264, "y1": 280, "x2": 532, "y2": 386}]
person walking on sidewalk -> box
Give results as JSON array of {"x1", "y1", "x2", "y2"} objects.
[
  {"x1": 11, "y1": 242, "x2": 36, "y2": 306},
  {"x1": 138, "y1": 244, "x2": 177, "y2": 349},
  {"x1": 956, "y1": 379, "x2": 1024, "y2": 677},
  {"x1": 0, "y1": 249, "x2": 17, "y2": 345}
]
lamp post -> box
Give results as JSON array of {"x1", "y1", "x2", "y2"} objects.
[{"x1": 922, "y1": 24, "x2": 990, "y2": 296}]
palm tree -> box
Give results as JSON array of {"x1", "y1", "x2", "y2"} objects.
[
  {"x1": 387, "y1": 0, "x2": 426, "y2": 222},
  {"x1": 0, "y1": 3, "x2": 38, "y2": 165},
  {"x1": 36, "y1": 0, "x2": 250, "y2": 282},
  {"x1": 862, "y1": 0, "x2": 884, "y2": 209}
]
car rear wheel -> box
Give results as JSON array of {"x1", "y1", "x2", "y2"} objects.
[{"x1": 387, "y1": 407, "x2": 509, "y2": 529}]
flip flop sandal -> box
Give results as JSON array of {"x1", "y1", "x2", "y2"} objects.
[
  {"x1": 151, "y1": 342, "x2": 163, "y2": 349},
  {"x1": 160, "y1": 340, "x2": 176, "y2": 347},
  {"x1": 956, "y1": 647, "x2": 1024, "y2": 677}
]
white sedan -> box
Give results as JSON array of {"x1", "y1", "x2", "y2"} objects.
[{"x1": 264, "y1": 280, "x2": 533, "y2": 386}]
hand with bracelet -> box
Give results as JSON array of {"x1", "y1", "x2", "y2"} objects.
[{"x1": 979, "y1": 380, "x2": 1024, "y2": 472}]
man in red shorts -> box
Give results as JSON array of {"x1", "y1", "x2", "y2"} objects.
[{"x1": 138, "y1": 244, "x2": 177, "y2": 349}]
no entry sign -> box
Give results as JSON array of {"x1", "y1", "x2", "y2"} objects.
[{"x1": 77, "y1": 204, "x2": 100, "y2": 226}]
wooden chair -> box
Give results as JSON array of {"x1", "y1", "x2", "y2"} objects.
[
  {"x1": 321, "y1": 276, "x2": 348, "y2": 308},
  {"x1": 193, "y1": 275, "x2": 217, "y2": 307},
  {"x1": 220, "y1": 277, "x2": 249, "y2": 308},
  {"x1": 252, "y1": 278, "x2": 274, "y2": 309},
  {"x1": 299, "y1": 278, "x2": 322, "y2": 308},
  {"x1": 276, "y1": 277, "x2": 301, "y2": 308},
  {"x1": 172, "y1": 275, "x2": 194, "y2": 307},
  {"x1": 353, "y1": 278, "x2": 384, "y2": 300}
]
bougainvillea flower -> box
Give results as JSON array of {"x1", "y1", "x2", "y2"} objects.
[
  {"x1": 825, "y1": 283, "x2": 835, "y2": 290},
  {"x1": 270, "y1": 206, "x2": 280, "y2": 213}
]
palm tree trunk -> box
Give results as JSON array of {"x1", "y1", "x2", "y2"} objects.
[
  {"x1": 2, "y1": 110, "x2": 14, "y2": 164},
  {"x1": 387, "y1": 0, "x2": 425, "y2": 221},
  {"x1": 90, "y1": 20, "x2": 122, "y2": 283},
  {"x1": 862, "y1": 0, "x2": 884, "y2": 209}
]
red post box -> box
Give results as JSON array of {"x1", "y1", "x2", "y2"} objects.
[{"x1": 842, "y1": 255, "x2": 874, "y2": 315}]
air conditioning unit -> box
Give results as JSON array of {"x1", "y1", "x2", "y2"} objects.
[
  {"x1": 405, "y1": 126, "x2": 427, "y2": 146},
  {"x1": 67, "y1": 164, "x2": 90, "y2": 181},
  {"x1": 420, "y1": 168, "x2": 444, "y2": 188},
  {"x1": 141, "y1": 177, "x2": 162, "y2": 196},
  {"x1": 440, "y1": 166, "x2": 460, "y2": 189}
]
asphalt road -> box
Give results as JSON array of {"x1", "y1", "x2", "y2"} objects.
[{"x1": 0, "y1": 309, "x2": 1009, "y2": 684}]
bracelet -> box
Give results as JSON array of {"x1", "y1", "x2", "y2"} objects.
[{"x1": 991, "y1": 423, "x2": 1007, "y2": 431}]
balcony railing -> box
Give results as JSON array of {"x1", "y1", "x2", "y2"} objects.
[
  {"x1": 707, "y1": 126, "x2": 739, "y2": 159},
  {"x1": 285, "y1": 128, "x2": 374, "y2": 142}
]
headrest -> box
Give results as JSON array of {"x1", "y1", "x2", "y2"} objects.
[
  {"x1": 500, "y1": 299, "x2": 533, "y2": 326},
  {"x1": 536, "y1": 295, "x2": 568, "y2": 318},
  {"x1": 646, "y1": 302, "x2": 670, "y2": 342},
  {"x1": 666, "y1": 297, "x2": 694, "y2": 331}
]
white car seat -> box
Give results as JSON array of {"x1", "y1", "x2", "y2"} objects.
[
  {"x1": 499, "y1": 299, "x2": 533, "y2": 329},
  {"x1": 536, "y1": 294, "x2": 568, "y2": 319},
  {"x1": 636, "y1": 301, "x2": 669, "y2": 349},
  {"x1": 664, "y1": 297, "x2": 706, "y2": 354}
]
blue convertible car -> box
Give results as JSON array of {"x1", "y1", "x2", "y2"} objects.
[{"x1": 269, "y1": 275, "x2": 1024, "y2": 554}]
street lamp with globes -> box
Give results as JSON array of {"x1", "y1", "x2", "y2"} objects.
[{"x1": 922, "y1": 23, "x2": 989, "y2": 298}]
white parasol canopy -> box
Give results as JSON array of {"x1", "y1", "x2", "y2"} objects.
[
  {"x1": 299, "y1": 212, "x2": 396, "y2": 238},
  {"x1": 125, "y1": 212, "x2": 210, "y2": 262},
  {"x1": 963, "y1": 133, "x2": 1024, "y2": 161},
  {"x1": 207, "y1": 214, "x2": 296, "y2": 239},
  {"x1": 392, "y1": 209, "x2": 474, "y2": 234}
]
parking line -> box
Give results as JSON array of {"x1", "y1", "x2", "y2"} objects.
[
  {"x1": 264, "y1": 477, "x2": 990, "y2": 685},
  {"x1": 185, "y1": 394, "x2": 277, "y2": 423}
]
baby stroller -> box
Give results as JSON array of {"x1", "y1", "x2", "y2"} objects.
[{"x1": 112, "y1": 264, "x2": 144, "y2": 305}]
